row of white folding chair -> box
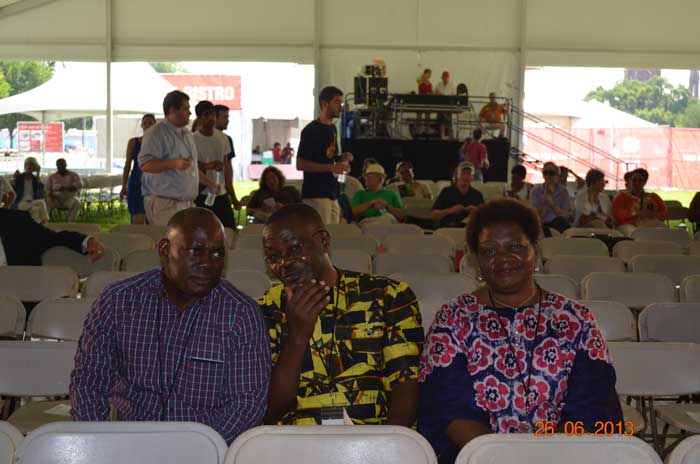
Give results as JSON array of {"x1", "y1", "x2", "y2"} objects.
[
  {"x1": 628, "y1": 255, "x2": 700, "y2": 286},
  {"x1": 539, "y1": 237, "x2": 686, "y2": 263},
  {"x1": 632, "y1": 227, "x2": 692, "y2": 249},
  {"x1": 235, "y1": 234, "x2": 382, "y2": 257},
  {"x1": 361, "y1": 223, "x2": 424, "y2": 245},
  {"x1": 111, "y1": 224, "x2": 236, "y2": 250},
  {"x1": 0, "y1": 296, "x2": 26, "y2": 339},
  {"x1": 0, "y1": 266, "x2": 79, "y2": 303},
  {"x1": 638, "y1": 303, "x2": 700, "y2": 343},
  {"x1": 26, "y1": 298, "x2": 94, "y2": 341},
  {"x1": 434, "y1": 227, "x2": 466, "y2": 251},
  {"x1": 563, "y1": 227, "x2": 625, "y2": 238},
  {"x1": 614, "y1": 240, "x2": 685, "y2": 264},
  {"x1": 41, "y1": 246, "x2": 121, "y2": 278},
  {"x1": 681, "y1": 275, "x2": 700, "y2": 302},
  {"x1": 241, "y1": 223, "x2": 364, "y2": 239},
  {"x1": 581, "y1": 272, "x2": 677, "y2": 310},
  {"x1": 544, "y1": 255, "x2": 626, "y2": 287},
  {"x1": 382, "y1": 234, "x2": 455, "y2": 258},
  {"x1": 45, "y1": 222, "x2": 101, "y2": 236}
]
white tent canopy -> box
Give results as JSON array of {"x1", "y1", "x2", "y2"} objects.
[{"x1": 0, "y1": 61, "x2": 175, "y2": 120}]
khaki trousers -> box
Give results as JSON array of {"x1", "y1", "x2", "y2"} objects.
[
  {"x1": 47, "y1": 192, "x2": 81, "y2": 222},
  {"x1": 144, "y1": 196, "x2": 194, "y2": 226},
  {"x1": 302, "y1": 198, "x2": 341, "y2": 225}
]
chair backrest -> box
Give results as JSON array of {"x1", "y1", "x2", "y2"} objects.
[
  {"x1": 638, "y1": 303, "x2": 700, "y2": 343},
  {"x1": 632, "y1": 227, "x2": 691, "y2": 248},
  {"x1": 326, "y1": 223, "x2": 362, "y2": 238},
  {"x1": 459, "y1": 253, "x2": 479, "y2": 277},
  {"x1": 540, "y1": 238, "x2": 609, "y2": 260},
  {"x1": 41, "y1": 246, "x2": 120, "y2": 278},
  {"x1": 361, "y1": 223, "x2": 423, "y2": 244},
  {"x1": 17, "y1": 421, "x2": 228, "y2": 464},
  {"x1": 122, "y1": 250, "x2": 160, "y2": 272},
  {"x1": 455, "y1": 434, "x2": 661, "y2": 464},
  {"x1": 417, "y1": 298, "x2": 451, "y2": 328},
  {"x1": 373, "y1": 254, "x2": 453, "y2": 277},
  {"x1": 224, "y1": 227, "x2": 236, "y2": 249},
  {"x1": 223, "y1": 270, "x2": 271, "y2": 299},
  {"x1": 330, "y1": 250, "x2": 373, "y2": 274},
  {"x1": 226, "y1": 250, "x2": 268, "y2": 274},
  {"x1": 27, "y1": 298, "x2": 94, "y2": 341},
  {"x1": 581, "y1": 272, "x2": 677, "y2": 309},
  {"x1": 383, "y1": 234, "x2": 454, "y2": 257},
  {"x1": 46, "y1": 223, "x2": 101, "y2": 235},
  {"x1": 667, "y1": 434, "x2": 700, "y2": 464},
  {"x1": 613, "y1": 240, "x2": 684, "y2": 263},
  {"x1": 688, "y1": 242, "x2": 700, "y2": 256},
  {"x1": 680, "y1": 275, "x2": 700, "y2": 302},
  {"x1": 534, "y1": 274, "x2": 578, "y2": 299},
  {"x1": 0, "y1": 296, "x2": 26, "y2": 339},
  {"x1": 579, "y1": 300, "x2": 637, "y2": 342},
  {"x1": 390, "y1": 272, "x2": 477, "y2": 301},
  {"x1": 0, "y1": 266, "x2": 78, "y2": 302},
  {"x1": 225, "y1": 425, "x2": 437, "y2": 464},
  {"x1": 628, "y1": 255, "x2": 700, "y2": 286},
  {"x1": 234, "y1": 235, "x2": 264, "y2": 251},
  {"x1": 331, "y1": 236, "x2": 380, "y2": 257},
  {"x1": 608, "y1": 342, "x2": 700, "y2": 396},
  {"x1": 239, "y1": 224, "x2": 265, "y2": 236},
  {"x1": 98, "y1": 232, "x2": 155, "y2": 261},
  {"x1": 544, "y1": 255, "x2": 626, "y2": 285},
  {"x1": 0, "y1": 341, "x2": 77, "y2": 396},
  {"x1": 0, "y1": 421, "x2": 22, "y2": 464},
  {"x1": 563, "y1": 227, "x2": 624, "y2": 238},
  {"x1": 110, "y1": 224, "x2": 166, "y2": 243},
  {"x1": 434, "y1": 227, "x2": 466, "y2": 252},
  {"x1": 84, "y1": 271, "x2": 137, "y2": 297}
]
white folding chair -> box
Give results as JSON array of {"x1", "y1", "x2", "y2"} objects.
[
  {"x1": 383, "y1": 234, "x2": 454, "y2": 257},
  {"x1": 223, "y1": 270, "x2": 271, "y2": 299},
  {"x1": 434, "y1": 227, "x2": 466, "y2": 252},
  {"x1": 628, "y1": 255, "x2": 700, "y2": 286},
  {"x1": 390, "y1": 272, "x2": 477, "y2": 301},
  {"x1": 27, "y1": 298, "x2": 94, "y2": 341},
  {"x1": 46, "y1": 223, "x2": 101, "y2": 235},
  {"x1": 17, "y1": 421, "x2": 228, "y2": 464},
  {"x1": 326, "y1": 223, "x2": 362, "y2": 238},
  {"x1": 581, "y1": 272, "x2": 677, "y2": 310},
  {"x1": 680, "y1": 275, "x2": 700, "y2": 302},
  {"x1": 225, "y1": 425, "x2": 437, "y2": 464},
  {"x1": 110, "y1": 224, "x2": 166, "y2": 243},
  {"x1": 0, "y1": 266, "x2": 78, "y2": 302},
  {"x1": 544, "y1": 255, "x2": 626, "y2": 286},
  {"x1": 234, "y1": 235, "x2": 264, "y2": 251},
  {"x1": 564, "y1": 227, "x2": 624, "y2": 238},
  {"x1": 361, "y1": 223, "x2": 423, "y2": 245},
  {"x1": 224, "y1": 227, "x2": 236, "y2": 249},
  {"x1": 417, "y1": 298, "x2": 451, "y2": 328},
  {"x1": 632, "y1": 227, "x2": 692, "y2": 249},
  {"x1": 0, "y1": 421, "x2": 22, "y2": 464},
  {"x1": 226, "y1": 250, "x2": 268, "y2": 274},
  {"x1": 0, "y1": 341, "x2": 78, "y2": 435},
  {"x1": 540, "y1": 237, "x2": 609, "y2": 260},
  {"x1": 688, "y1": 242, "x2": 700, "y2": 256},
  {"x1": 455, "y1": 434, "x2": 660, "y2": 464},
  {"x1": 459, "y1": 253, "x2": 479, "y2": 278},
  {"x1": 122, "y1": 249, "x2": 160, "y2": 272},
  {"x1": 667, "y1": 435, "x2": 700, "y2": 464},
  {"x1": 239, "y1": 224, "x2": 265, "y2": 236},
  {"x1": 83, "y1": 270, "x2": 137, "y2": 297},
  {"x1": 579, "y1": 300, "x2": 637, "y2": 342},
  {"x1": 534, "y1": 274, "x2": 578, "y2": 299},
  {"x1": 331, "y1": 236, "x2": 380, "y2": 257},
  {"x1": 97, "y1": 232, "x2": 154, "y2": 261},
  {"x1": 638, "y1": 303, "x2": 700, "y2": 343},
  {"x1": 330, "y1": 250, "x2": 373, "y2": 274},
  {"x1": 373, "y1": 254, "x2": 453, "y2": 277},
  {"x1": 0, "y1": 296, "x2": 26, "y2": 339},
  {"x1": 613, "y1": 240, "x2": 684, "y2": 264},
  {"x1": 41, "y1": 246, "x2": 120, "y2": 278}
]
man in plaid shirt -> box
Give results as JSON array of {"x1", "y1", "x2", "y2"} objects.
[{"x1": 70, "y1": 208, "x2": 271, "y2": 443}]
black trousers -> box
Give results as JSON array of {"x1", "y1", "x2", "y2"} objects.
[
  {"x1": 195, "y1": 194, "x2": 235, "y2": 229},
  {"x1": 543, "y1": 216, "x2": 571, "y2": 237}
]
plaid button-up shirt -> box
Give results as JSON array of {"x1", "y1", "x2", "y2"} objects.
[{"x1": 70, "y1": 268, "x2": 271, "y2": 444}]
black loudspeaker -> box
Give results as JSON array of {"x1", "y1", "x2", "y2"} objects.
[
  {"x1": 368, "y1": 77, "x2": 388, "y2": 107},
  {"x1": 354, "y1": 76, "x2": 367, "y2": 105}
]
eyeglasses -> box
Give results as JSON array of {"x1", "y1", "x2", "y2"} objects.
[
  {"x1": 542, "y1": 170, "x2": 557, "y2": 176},
  {"x1": 263, "y1": 230, "x2": 324, "y2": 266}
]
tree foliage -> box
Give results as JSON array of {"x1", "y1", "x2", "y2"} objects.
[
  {"x1": 585, "y1": 76, "x2": 695, "y2": 127},
  {"x1": 150, "y1": 62, "x2": 187, "y2": 74},
  {"x1": 0, "y1": 61, "x2": 55, "y2": 139},
  {"x1": 676, "y1": 99, "x2": 700, "y2": 128}
]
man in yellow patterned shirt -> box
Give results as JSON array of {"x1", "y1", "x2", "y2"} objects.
[{"x1": 258, "y1": 204, "x2": 424, "y2": 426}]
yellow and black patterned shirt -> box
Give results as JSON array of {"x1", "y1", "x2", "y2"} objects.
[{"x1": 258, "y1": 269, "x2": 424, "y2": 425}]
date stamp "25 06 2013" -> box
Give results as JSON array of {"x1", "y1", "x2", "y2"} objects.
[{"x1": 534, "y1": 421, "x2": 636, "y2": 437}]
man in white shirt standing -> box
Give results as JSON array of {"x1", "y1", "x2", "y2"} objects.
[
  {"x1": 434, "y1": 70, "x2": 456, "y2": 139},
  {"x1": 193, "y1": 100, "x2": 235, "y2": 229}
]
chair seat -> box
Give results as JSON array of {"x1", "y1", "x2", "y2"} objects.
[
  {"x1": 8, "y1": 399, "x2": 72, "y2": 435},
  {"x1": 622, "y1": 403, "x2": 646, "y2": 433},
  {"x1": 655, "y1": 403, "x2": 700, "y2": 433}
]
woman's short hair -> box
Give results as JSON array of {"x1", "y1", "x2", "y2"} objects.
[
  {"x1": 466, "y1": 199, "x2": 542, "y2": 253},
  {"x1": 259, "y1": 166, "x2": 285, "y2": 190},
  {"x1": 585, "y1": 169, "x2": 605, "y2": 187},
  {"x1": 24, "y1": 156, "x2": 41, "y2": 174}
]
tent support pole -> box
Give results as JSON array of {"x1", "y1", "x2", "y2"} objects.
[
  {"x1": 513, "y1": 0, "x2": 528, "y2": 157},
  {"x1": 312, "y1": 0, "x2": 320, "y2": 119},
  {"x1": 105, "y1": 0, "x2": 113, "y2": 174},
  {"x1": 41, "y1": 111, "x2": 46, "y2": 167}
]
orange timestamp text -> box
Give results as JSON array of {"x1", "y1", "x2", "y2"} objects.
[{"x1": 534, "y1": 420, "x2": 635, "y2": 437}]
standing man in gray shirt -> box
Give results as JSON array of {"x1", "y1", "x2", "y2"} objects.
[{"x1": 139, "y1": 90, "x2": 217, "y2": 226}]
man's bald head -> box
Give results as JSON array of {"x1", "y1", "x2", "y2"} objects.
[
  {"x1": 165, "y1": 207, "x2": 223, "y2": 239},
  {"x1": 266, "y1": 203, "x2": 326, "y2": 231}
]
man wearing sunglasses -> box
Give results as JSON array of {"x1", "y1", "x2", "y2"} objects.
[{"x1": 529, "y1": 162, "x2": 571, "y2": 236}]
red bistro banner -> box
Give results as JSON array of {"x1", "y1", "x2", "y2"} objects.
[
  {"x1": 17, "y1": 121, "x2": 64, "y2": 153},
  {"x1": 161, "y1": 74, "x2": 241, "y2": 110}
]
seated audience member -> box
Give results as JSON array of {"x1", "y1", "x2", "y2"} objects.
[
  {"x1": 575, "y1": 169, "x2": 612, "y2": 228},
  {"x1": 688, "y1": 191, "x2": 700, "y2": 231},
  {"x1": 351, "y1": 163, "x2": 405, "y2": 224},
  {"x1": 418, "y1": 199, "x2": 623, "y2": 464},
  {"x1": 529, "y1": 162, "x2": 571, "y2": 236},
  {"x1": 611, "y1": 168, "x2": 667, "y2": 228},
  {"x1": 252, "y1": 145, "x2": 263, "y2": 165},
  {"x1": 478, "y1": 92, "x2": 508, "y2": 138},
  {"x1": 46, "y1": 158, "x2": 82, "y2": 222},
  {"x1": 0, "y1": 175, "x2": 16, "y2": 208},
  {"x1": 505, "y1": 164, "x2": 532, "y2": 202},
  {"x1": 358, "y1": 157, "x2": 380, "y2": 188},
  {"x1": 70, "y1": 208, "x2": 271, "y2": 445},
  {"x1": 0, "y1": 209, "x2": 103, "y2": 265},
  {"x1": 272, "y1": 142, "x2": 282, "y2": 163},
  {"x1": 392, "y1": 161, "x2": 432, "y2": 199},
  {"x1": 280, "y1": 143, "x2": 295, "y2": 164},
  {"x1": 559, "y1": 166, "x2": 585, "y2": 198},
  {"x1": 459, "y1": 129, "x2": 489, "y2": 182},
  {"x1": 432, "y1": 162, "x2": 485, "y2": 228},
  {"x1": 12, "y1": 157, "x2": 48, "y2": 224},
  {"x1": 258, "y1": 204, "x2": 424, "y2": 425},
  {"x1": 247, "y1": 166, "x2": 302, "y2": 223},
  {"x1": 623, "y1": 171, "x2": 633, "y2": 192}
]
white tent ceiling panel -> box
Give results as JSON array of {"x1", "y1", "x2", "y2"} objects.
[{"x1": 111, "y1": 44, "x2": 314, "y2": 64}]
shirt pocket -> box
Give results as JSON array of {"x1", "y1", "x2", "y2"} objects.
[{"x1": 183, "y1": 345, "x2": 226, "y2": 408}]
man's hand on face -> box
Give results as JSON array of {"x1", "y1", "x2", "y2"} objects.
[{"x1": 284, "y1": 280, "x2": 330, "y2": 346}]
